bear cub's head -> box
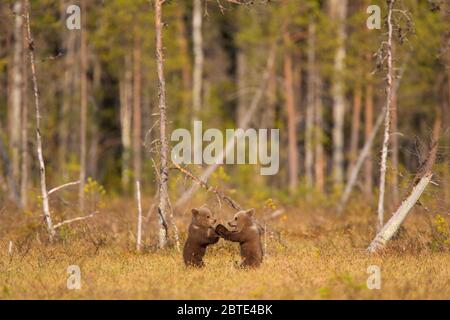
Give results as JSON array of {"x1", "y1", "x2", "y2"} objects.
[
  {"x1": 227, "y1": 208, "x2": 255, "y2": 232},
  {"x1": 192, "y1": 207, "x2": 217, "y2": 229}
]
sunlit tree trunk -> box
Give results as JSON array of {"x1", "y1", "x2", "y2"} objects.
[
  {"x1": 192, "y1": 0, "x2": 203, "y2": 116},
  {"x1": 305, "y1": 21, "x2": 315, "y2": 188},
  {"x1": 348, "y1": 80, "x2": 362, "y2": 179},
  {"x1": 364, "y1": 79, "x2": 374, "y2": 197},
  {"x1": 79, "y1": 0, "x2": 88, "y2": 212},
  {"x1": 314, "y1": 75, "x2": 325, "y2": 193},
  {"x1": 377, "y1": 0, "x2": 395, "y2": 231},
  {"x1": 133, "y1": 29, "x2": 142, "y2": 184},
  {"x1": 120, "y1": 55, "x2": 132, "y2": 192},
  {"x1": 10, "y1": 0, "x2": 23, "y2": 188},
  {"x1": 155, "y1": 0, "x2": 169, "y2": 248},
  {"x1": 20, "y1": 5, "x2": 29, "y2": 208},
  {"x1": 283, "y1": 31, "x2": 299, "y2": 193},
  {"x1": 329, "y1": 0, "x2": 347, "y2": 188}
]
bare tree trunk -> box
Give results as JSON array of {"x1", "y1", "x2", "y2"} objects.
[
  {"x1": 175, "y1": 44, "x2": 277, "y2": 208},
  {"x1": 329, "y1": 0, "x2": 347, "y2": 188},
  {"x1": 133, "y1": 30, "x2": 142, "y2": 184},
  {"x1": 120, "y1": 56, "x2": 132, "y2": 192},
  {"x1": 88, "y1": 57, "x2": 101, "y2": 179},
  {"x1": 79, "y1": 0, "x2": 88, "y2": 212},
  {"x1": 348, "y1": 81, "x2": 362, "y2": 178},
  {"x1": 10, "y1": 0, "x2": 23, "y2": 188},
  {"x1": 283, "y1": 31, "x2": 299, "y2": 193},
  {"x1": 377, "y1": 0, "x2": 395, "y2": 231},
  {"x1": 305, "y1": 21, "x2": 315, "y2": 188},
  {"x1": 155, "y1": 0, "x2": 169, "y2": 248},
  {"x1": 390, "y1": 76, "x2": 400, "y2": 206},
  {"x1": 368, "y1": 172, "x2": 432, "y2": 253},
  {"x1": 20, "y1": 7, "x2": 29, "y2": 208},
  {"x1": 24, "y1": 0, "x2": 55, "y2": 239},
  {"x1": 192, "y1": 0, "x2": 203, "y2": 116},
  {"x1": 364, "y1": 79, "x2": 374, "y2": 196},
  {"x1": 314, "y1": 76, "x2": 325, "y2": 193}
]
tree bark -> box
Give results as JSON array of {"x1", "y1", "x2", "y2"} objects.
[
  {"x1": 133, "y1": 29, "x2": 142, "y2": 184},
  {"x1": 155, "y1": 0, "x2": 169, "y2": 248},
  {"x1": 120, "y1": 55, "x2": 133, "y2": 192},
  {"x1": 79, "y1": 0, "x2": 88, "y2": 212},
  {"x1": 175, "y1": 3, "x2": 191, "y2": 107},
  {"x1": 377, "y1": 0, "x2": 395, "y2": 231},
  {"x1": 348, "y1": 81, "x2": 362, "y2": 178},
  {"x1": 314, "y1": 76, "x2": 325, "y2": 193},
  {"x1": 364, "y1": 80, "x2": 374, "y2": 196},
  {"x1": 10, "y1": 0, "x2": 23, "y2": 188},
  {"x1": 329, "y1": 0, "x2": 347, "y2": 188},
  {"x1": 192, "y1": 0, "x2": 203, "y2": 116},
  {"x1": 24, "y1": 0, "x2": 55, "y2": 239},
  {"x1": 305, "y1": 21, "x2": 315, "y2": 188},
  {"x1": 283, "y1": 31, "x2": 299, "y2": 193},
  {"x1": 20, "y1": 4, "x2": 29, "y2": 209}
]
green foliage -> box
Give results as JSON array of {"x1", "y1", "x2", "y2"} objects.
[{"x1": 429, "y1": 214, "x2": 450, "y2": 252}]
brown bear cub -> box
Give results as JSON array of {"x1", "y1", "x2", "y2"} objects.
[
  {"x1": 215, "y1": 208, "x2": 263, "y2": 268},
  {"x1": 183, "y1": 207, "x2": 219, "y2": 267}
]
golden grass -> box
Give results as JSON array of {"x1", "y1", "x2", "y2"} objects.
[{"x1": 0, "y1": 199, "x2": 449, "y2": 299}]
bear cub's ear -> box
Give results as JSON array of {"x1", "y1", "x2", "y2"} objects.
[
  {"x1": 191, "y1": 208, "x2": 199, "y2": 217},
  {"x1": 245, "y1": 208, "x2": 255, "y2": 217}
]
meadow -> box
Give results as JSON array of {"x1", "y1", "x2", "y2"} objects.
[{"x1": 1, "y1": 197, "x2": 448, "y2": 300}]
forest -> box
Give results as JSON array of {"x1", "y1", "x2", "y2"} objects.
[{"x1": 0, "y1": 0, "x2": 449, "y2": 299}]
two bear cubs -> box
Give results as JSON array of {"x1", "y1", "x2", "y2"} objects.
[{"x1": 183, "y1": 206, "x2": 263, "y2": 268}]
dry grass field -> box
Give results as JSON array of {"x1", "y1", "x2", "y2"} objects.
[{"x1": 0, "y1": 197, "x2": 449, "y2": 300}]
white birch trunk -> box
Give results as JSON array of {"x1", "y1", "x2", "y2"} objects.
[
  {"x1": 192, "y1": 0, "x2": 203, "y2": 116},
  {"x1": 367, "y1": 173, "x2": 432, "y2": 253},
  {"x1": 377, "y1": 0, "x2": 395, "y2": 231}
]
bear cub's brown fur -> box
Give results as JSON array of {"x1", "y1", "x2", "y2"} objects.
[
  {"x1": 183, "y1": 207, "x2": 219, "y2": 267},
  {"x1": 215, "y1": 208, "x2": 263, "y2": 268}
]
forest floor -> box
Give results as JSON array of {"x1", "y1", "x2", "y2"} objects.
[{"x1": 0, "y1": 197, "x2": 449, "y2": 299}]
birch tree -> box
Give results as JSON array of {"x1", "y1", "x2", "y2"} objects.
[
  {"x1": 192, "y1": 0, "x2": 203, "y2": 116},
  {"x1": 377, "y1": 0, "x2": 395, "y2": 231},
  {"x1": 329, "y1": 0, "x2": 347, "y2": 187}
]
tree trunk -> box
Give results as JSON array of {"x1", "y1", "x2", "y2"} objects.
[
  {"x1": 20, "y1": 6, "x2": 29, "y2": 209},
  {"x1": 133, "y1": 29, "x2": 142, "y2": 185},
  {"x1": 192, "y1": 0, "x2": 203, "y2": 116},
  {"x1": 305, "y1": 21, "x2": 315, "y2": 188},
  {"x1": 283, "y1": 31, "x2": 299, "y2": 193},
  {"x1": 236, "y1": 50, "x2": 248, "y2": 126},
  {"x1": 314, "y1": 76, "x2": 325, "y2": 193},
  {"x1": 120, "y1": 55, "x2": 132, "y2": 192},
  {"x1": 348, "y1": 81, "x2": 362, "y2": 178},
  {"x1": 10, "y1": 0, "x2": 23, "y2": 189},
  {"x1": 155, "y1": 0, "x2": 169, "y2": 248},
  {"x1": 377, "y1": 0, "x2": 395, "y2": 231},
  {"x1": 390, "y1": 75, "x2": 400, "y2": 206},
  {"x1": 329, "y1": 0, "x2": 347, "y2": 188},
  {"x1": 79, "y1": 0, "x2": 88, "y2": 212},
  {"x1": 364, "y1": 80, "x2": 374, "y2": 196},
  {"x1": 24, "y1": 0, "x2": 55, "y2": 239}
]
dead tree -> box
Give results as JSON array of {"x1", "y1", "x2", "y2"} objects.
[
  {"x1": 24, "y1": 0, "x2": 95, "y2": 240},
  {"x1": 377, "y1": 0, "x2": 395, "y2": 231},
  {"x1": 367, "y1": 112, "x2": 441, "y2": 252},
  {"x1": 154, "y1": 0, "x2": 169, "y2": 248}
]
